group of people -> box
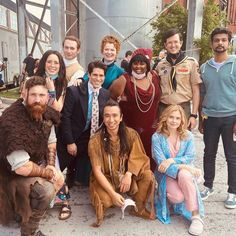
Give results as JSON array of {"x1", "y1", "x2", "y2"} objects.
[{"x1": 0, "y1": 26, "x2": 236, "y2": 236}]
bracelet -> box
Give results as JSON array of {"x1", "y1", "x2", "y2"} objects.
[
  {"x1": 190, "y1": 114, "x2": 198, "y2": 119},
  {"x1": 126, "y1": 171, "x2": 132, "y2": 177},
  {"x1": 48, "y1": 90, "x2": 56, "y2": 99}
]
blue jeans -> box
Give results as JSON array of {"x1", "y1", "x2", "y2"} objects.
[{"x1": 203, "y1": 115, "x2": 236, "y2": 193}]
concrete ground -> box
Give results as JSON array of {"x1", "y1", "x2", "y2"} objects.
[{"x1": 0, "y1": 98, "x2": 236, "y2": 236}]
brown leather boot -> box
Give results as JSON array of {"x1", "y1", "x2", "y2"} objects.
[{"x1": 21, "y1": 209, "x2": 45, "y2": 236}]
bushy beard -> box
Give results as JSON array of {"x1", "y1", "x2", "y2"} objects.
[{"x1": 26, "y1": 102, "x2": 47, "y2": 122}]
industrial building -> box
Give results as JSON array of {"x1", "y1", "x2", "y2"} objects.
[{"x1": 0, "y1": 0, "x2": 235, "y2": 85}]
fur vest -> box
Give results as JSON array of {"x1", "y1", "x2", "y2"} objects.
[{"x1": 0, "y1": 98, "x2": 60, "y2": 167}]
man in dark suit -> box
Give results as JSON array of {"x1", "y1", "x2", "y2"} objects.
[{"x1": 57, "y1": 60, "x2": 110, "y2": 187}]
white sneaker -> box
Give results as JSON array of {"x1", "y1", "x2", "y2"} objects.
[
  {"x1": 224, "y1": 193, "x2": 236, "y2": 209},
  {"x1": 189, "y1": 216, "x2": 204, "y2": 236}
]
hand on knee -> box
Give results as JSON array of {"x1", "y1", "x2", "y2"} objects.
[
  {"x1": 30, "y1": 181, "x2": 55, "y2": 210},
  {"x1": 54, "y1": 171, "x2": 65, "y2": 192},
  {"x1": 178, "y1": 169, "x2": 193, "y2": 182}
]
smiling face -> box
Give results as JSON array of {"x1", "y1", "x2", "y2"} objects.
[
  {"x1": 164, "y1": 33, "x2": 183, "y2": 54},
  {"x1": 63, "y1": 39, "x2": 79, "y2": 60},
  {"x1": 102, "y1": 43, "x2": 117, "y2": 62},
  {"x1": 212, "y1": 33, "x2": 230, "y2": 54},
  {"x1": 45, "y1": 54, "x2": 60, "y2": 76},
  {"x1": 166, "y1": 110, "x2": 182, "y2": 131},
  {"x1": 131, "y1": 61, "x2": 147, "y2": 74},
  {"x1": 103, "y1": 105, "x2": 122, "y2": 133},
  {"x1": 88, "y1": 67, "x2": 105, "y2": 89}
]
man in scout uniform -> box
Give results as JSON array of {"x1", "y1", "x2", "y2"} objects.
[{"x1": 155, "y1": 28, "x2": 201, "y2": 129}]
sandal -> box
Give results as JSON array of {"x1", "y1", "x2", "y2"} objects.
[{"x1": 58, "y1": 203, "x2": 72, "y2": 220}]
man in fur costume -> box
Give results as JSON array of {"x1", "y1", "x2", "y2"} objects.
[
  {"x1": 0, "y1": 76, "x2": 64, "y2": 236},
  {"x1": 89, "y1": 99, "x2": 156, "y2": 227}
]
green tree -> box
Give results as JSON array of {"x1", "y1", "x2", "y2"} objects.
[
  {"x1": 151, "y1": 3, "x2": 187, "y2": 56},
  {"x1": 151, "y1": 0, "x2": 227, "y2": 64},
  {"x1": 194, "y1": 0, "x2": 227, "y2": 65}
]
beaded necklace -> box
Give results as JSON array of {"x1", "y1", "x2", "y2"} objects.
[{"x1": 133, "y1": 73, "x2": 156, "y2": 113}]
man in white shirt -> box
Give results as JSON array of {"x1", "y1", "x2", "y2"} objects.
[{"x1": 62, "y1": 35, "x2": 84, "y2": 86}]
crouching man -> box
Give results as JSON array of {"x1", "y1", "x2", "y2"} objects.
[
  {"x1": 0, "y1": 76, "x2": 64, "y2": 236},
  {"x1": 89, "y1": 99, "x2": 156, "y2": 227}
]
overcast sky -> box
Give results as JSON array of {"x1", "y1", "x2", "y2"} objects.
[{"x1": 11, "y1": 0, "x2": 51, "y2": 25}]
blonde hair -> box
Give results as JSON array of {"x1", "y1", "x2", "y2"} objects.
[
  {"x1": 100, "y1": 35, "x2": 121, "y2": 54},
  {"x1": 157, "y1": 105, "x2": 188, "y2": 140}
]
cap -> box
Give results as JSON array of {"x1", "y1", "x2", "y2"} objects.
[{"x1": 131, "y1": 48, "x2": 153, "y2": 62}]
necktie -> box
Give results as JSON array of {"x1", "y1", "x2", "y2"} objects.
[{"x1": 90, "y1": 91, "x2": 99, "y2": 136}]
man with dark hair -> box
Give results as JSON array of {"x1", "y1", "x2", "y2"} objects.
[
  {"x1": 162, "y1": 28, "x2": 183, "y2": 44},
  {"x1": 155, "y1": 28, "x2": 201, "y2": 129},
  {"x1": 0, "y1": 76, "x2": 64, "y2": 236},
  {"x1": 120, "y1": 50, "x2": 133, "y2": 72},
  {"x1": 62, "y1": 35, "x2": 84, "y2": 86},
  {"x1": 89, "y1": 99, "x2": 155, "y2": 227},
  {"x1": 22, "y1": 53, "x2": 35, "y2": 77},
  {"x1": 57, "y1": 60, "x2": 110, "y2": 188},
  {"x1": 199, "y1": 28, "x2": 236, "y2": 209},
  {"x1": 210, "y1": 27, "x2": 232, "y2": 42}
]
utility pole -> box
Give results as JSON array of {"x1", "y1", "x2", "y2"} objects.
[
  {"x1": 51, "y1": 1, "x2": 65, "y2": 51},
  {"x1": 16, "y1": 0, "x2": 27, "y2": 72},
  {"x1": 186, "y1": 0, "x2": 204, "y2": 60}
]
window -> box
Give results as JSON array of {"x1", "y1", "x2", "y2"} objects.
[
  {"x1": 0, "y1": 6, "x2": 7, "y2": 27},
  {"x1": 10, "y1": 11, "x2": 17, "y2": 31}
]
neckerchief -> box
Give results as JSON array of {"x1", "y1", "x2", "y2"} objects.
[{"x1": 166, "y1": 51, "x2": 188, "y2": 91}]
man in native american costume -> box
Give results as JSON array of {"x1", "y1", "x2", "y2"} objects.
[
  {"x1": 0, "y1": 76, "x2": 64, "y2": 236},
  {"x1": 89, "y1": 99, "x2": 156, "y2": 227}
]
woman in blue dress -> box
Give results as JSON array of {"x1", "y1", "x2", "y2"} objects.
[
  {"x1": 152, "y1": 105, "x2": 204, "y2": 236},
  {"x1": 83, "y1": 35, "x2": 124, "y2": 89}
]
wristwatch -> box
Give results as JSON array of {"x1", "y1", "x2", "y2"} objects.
[{"x1": 190, "y1": 114, "x2": 198, "y2": 119}]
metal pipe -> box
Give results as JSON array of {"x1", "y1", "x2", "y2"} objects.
[
  {"x1": 122, "y1": 0, "x2": 178, "y2": 43},
  {"x1": 25, "y1": 0, "x2": 50, "y2": 10},
  {"x1": 78, "y1": 0, "x2": 137, "y2": 49},
  {"x1": 30, "y1": 0, "x2": 49, "y2": 54},
  {"x1": 66, "y1": 18, "x2": 78, "y2": 35},
  {"x1": 19, "y1": 0, "x2": 44, "y2": 54}
]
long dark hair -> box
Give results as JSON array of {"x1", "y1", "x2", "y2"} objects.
[
  {"x1": 100, "y1": 99, "x2": 130, "y2": 157},
  {"x1": 36, "y1": 50, "x2": 67, "y2": 99}
]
